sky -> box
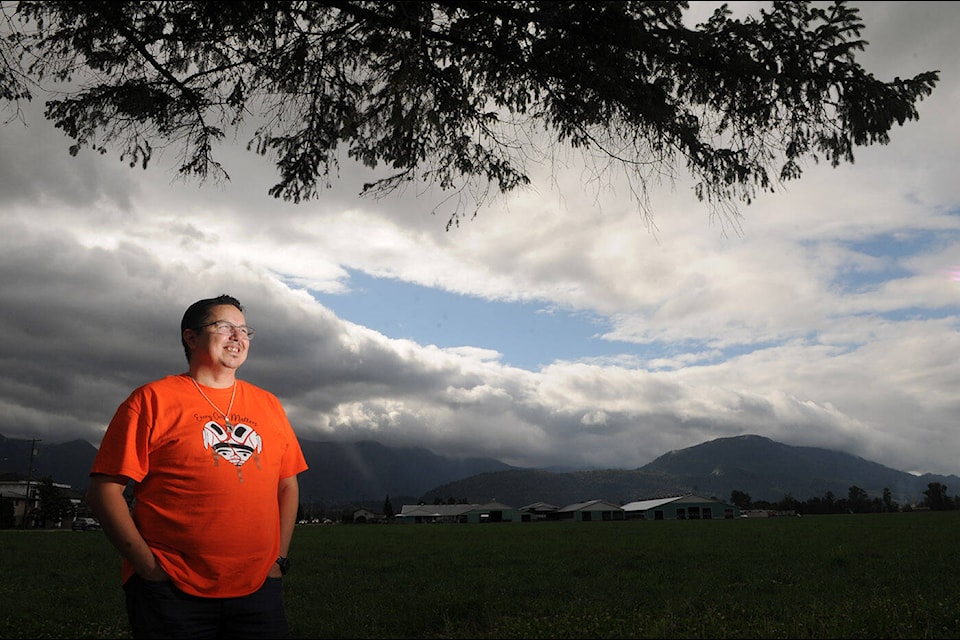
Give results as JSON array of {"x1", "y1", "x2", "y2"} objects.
[{"x1": 1, "y1": 2, "x2": 959, "y2": 478}]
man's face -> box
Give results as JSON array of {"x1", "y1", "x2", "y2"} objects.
[{"x1": 190, "y1": 304, "x2": 250, "y2": 370}]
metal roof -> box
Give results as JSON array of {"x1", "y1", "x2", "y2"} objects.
[
  {"x1": 621, "y1": 494, "x2": 733, "y2": 511},
  {"x1": 557, "y1": 499, "x2": 623, "y2": 512}
]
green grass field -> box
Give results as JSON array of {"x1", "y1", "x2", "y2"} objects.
[{"x1": 2, "y1": 512, "x2": 958, "y2": 638}]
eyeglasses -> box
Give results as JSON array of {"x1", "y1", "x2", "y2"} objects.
[{"x1": 196, "y1": 320, "x2": 256, "y2": 340}]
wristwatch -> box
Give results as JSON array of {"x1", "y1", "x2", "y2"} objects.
[{"x1": 275, "y1": 555, "x2": 290, "y2": 575}]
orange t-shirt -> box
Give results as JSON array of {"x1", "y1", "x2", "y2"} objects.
[{"x1": 91, "y1": 374, "x2": 309, "y2": 598}]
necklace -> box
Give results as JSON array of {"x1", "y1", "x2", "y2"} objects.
[{"x1": 190, "y1": 376, "x2": 237, "y2": 430}]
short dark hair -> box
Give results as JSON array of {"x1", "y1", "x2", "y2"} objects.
[{"x1": 180, "y1": 294, "x2": 244, "y2": 362}]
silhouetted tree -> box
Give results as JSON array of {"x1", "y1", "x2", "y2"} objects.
[
  {"x1": 821, "y1": 491, "x2": 838, "y2": 514},
  {"x1": 729, "y1": 490, "x2": 752, "y2": 510},
  {"x1": 382, "y1": 495, "x2": 395, "y2": 519},
  {"x1": 0, "y1": 1, "x2": 939, "y2": 228},
  {"x1": 923, "y1": 482, "x2": 954, "y2": 511},
  {"x1": 882, "y1": 487, "x2": 897, "y2": 512},
  {"x1": 0, "y1": 495, "x2": 14, "y2": 529},
  {"x1": 776, "y1": 493, "x2": 801, "y2": 513},
  {"x1": 35, "y1": 476, "x2": 72, "y2": 527},
  {"x1": 847, "y1": 485, "x2": 870, "y2": 513}
]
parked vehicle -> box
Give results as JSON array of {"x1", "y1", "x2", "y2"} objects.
[{"x1": 72, "y1": 517, "x2": 100, "y2": 531}]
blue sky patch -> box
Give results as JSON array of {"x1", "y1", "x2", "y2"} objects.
[{"x1": 309, "y1": 269, "x2": 627, "y2": 370}]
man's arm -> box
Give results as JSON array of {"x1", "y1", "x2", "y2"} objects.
[
  {"x1": 270, "y1": 474, "x2": 300, "y2": 578},
  {"x1": 85, "y1": 474, "x2": 167, "y2": 580}
]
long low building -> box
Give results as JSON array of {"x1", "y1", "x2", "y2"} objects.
[
  {"x1": 556, "y1": 499, "x2": 625, "y2": 522},
  {"x1": 396, "y1": 500, "x2": 522, "y2": 523},
  {"x1": 396, "y1": 494, "x2": 740, "y2": 524},
  {"x1": 621, "y1": 494, "x2": 740, "y2": 520}
]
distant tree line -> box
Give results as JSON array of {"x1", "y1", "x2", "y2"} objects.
[
  {"x1": 22, "y1": 482, "x2": 956, "y2": 530},
  {"x1": 729, "y1": 482, "x2": 959, "y2": 515}
]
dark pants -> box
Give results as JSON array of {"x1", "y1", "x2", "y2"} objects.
[{"x1": 123, "y1": 575, "x2": 289, "y2": 639}]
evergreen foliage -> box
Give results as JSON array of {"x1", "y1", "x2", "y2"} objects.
[{"x1": 0, "y1": 1, "x2": 939, "y2": 226}]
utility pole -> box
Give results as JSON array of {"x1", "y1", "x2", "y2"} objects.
[{"x1": 20, "y1": 438, "x2": 40, "y2": 529}]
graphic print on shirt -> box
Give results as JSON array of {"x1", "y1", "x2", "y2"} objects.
[{"x1": 202, "y1": 421, "x2": 263, "y2": 482}]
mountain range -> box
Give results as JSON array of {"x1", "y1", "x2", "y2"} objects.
[
  {"x1": 2, "y1": 433, "x2": 956, "y2": 509},
  {"x1": 421, "y1": 434, "x2": 959, "y2": 507}
]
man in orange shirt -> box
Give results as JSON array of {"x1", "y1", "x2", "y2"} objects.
[{"x1": 87, "y1": 294, "x2": 308, "y2": 638}]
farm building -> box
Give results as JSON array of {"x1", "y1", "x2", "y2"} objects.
[
  {"x1": 621, "y1": 494, "x2": 740, "y2": 520},
  {"x1": 518, "y1": 501, "x2": 560, "y2": 521},
  {"x1": 396, "y1": 500, "x2": 522, "y2": 524},
  {"x1": 396, "y1": 495, "x2": 739, "y2": 524},
  {"x1": 352, "y1": 508, "x2": 381, "y2": 523},
  {"x1": 0, "y1": 479, "x2": 74, "y2": 528},
  {"x1": 556, "y1": 499, "x2": 625, "y2": 522},
  {"x1": 396, "y1": 503, "x2": 471, "y2": 523}
]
